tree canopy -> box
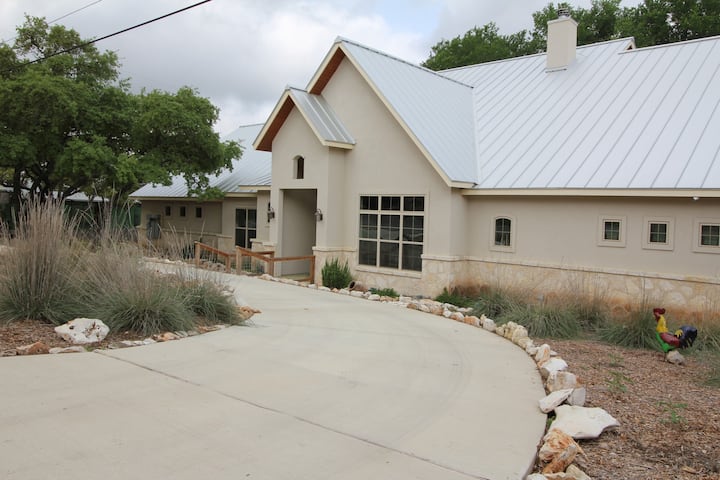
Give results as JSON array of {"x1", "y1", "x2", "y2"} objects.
[
  {"x1": 0, "y1": 16, "x2": 240, "y2": 207},
  {"x1": 423, "y1": 0, "x2": 720, "y2": 70}
]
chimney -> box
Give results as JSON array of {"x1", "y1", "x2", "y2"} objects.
[{"x1": 546, "y1": 10, "x2": 577, "y2": 71}]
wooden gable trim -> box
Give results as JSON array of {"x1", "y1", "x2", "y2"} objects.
[
  {"x1": 254, "y1": 91, "x2": 295, "y2": 152},
  {"x1": 308, "y1": 43, "x2": 346, "y2": 94}
]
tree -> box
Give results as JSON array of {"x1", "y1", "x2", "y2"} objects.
[
  {"x1": 422, "y1": 23, "x2": 535, "y2": 70},
  {"x1": 531, "y1": 0, "x2": 623, "y2": 47},
  {"x1": 0, "y1": 16, "x2": 240, "y2": 211}
]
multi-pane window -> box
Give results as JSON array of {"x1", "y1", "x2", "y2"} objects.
[
  {"x1": 195, "y1": 207, "x2": 203, "y2": 218},
  {"x1": 649, "y1": 222, "x2": 668, "y2": 244},
  {"x1": 495, "y1": 218, "x2": 512, "y2": 246},
  {"x1": 701, "y1": 224, "x2": 720, "y2": 246},
  {"x1": 603, "y1": 221, "x2": 621, "y2": 241},
  {"x1": 179, "y1": 206, "x2": 186, "y2": 217},
  {"x1": 235, "y1": 208, "x2": 257, "y2": 248},
  {"x1": 359, "y1": 195, "x2": 424, "y2": 272}
]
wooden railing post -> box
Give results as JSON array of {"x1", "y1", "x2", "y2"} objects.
[
  {"x1": 268, "y1": 258, "x2": 275, "y2": 277},
  {"x1": 309, "y1": 256, "x2": 315, "y2": 284},
  {"x1": 194, "y1": 241, "x2": 201, "y2": 267}
]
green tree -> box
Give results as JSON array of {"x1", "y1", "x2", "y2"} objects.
[
  {"x1": 422, "y1": 22, "x2": 535, "y2": 70},
  {"x1": 531, "y1": 0, "x2": 623, "y2": 48},
  {"x1": 0, "y1": 16, "x2": 240, "y2": 210}
]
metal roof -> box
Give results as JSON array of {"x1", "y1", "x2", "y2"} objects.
[
  {"x1": 130, "y1": 123, "x2": 271, "y2": 199},
  {"x1": 287, "y1": 87, "x2": 355, "y2": 147},
  {"x1": 339, "y1": 39, "x2": 477, "y2": 184},
  {"x1": 439, "y1": 36, "x2": 720, "y2": 190}
]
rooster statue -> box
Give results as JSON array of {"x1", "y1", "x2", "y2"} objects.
[{"x1": 653, "y1": 307, "x2": 698, "y2": 353}]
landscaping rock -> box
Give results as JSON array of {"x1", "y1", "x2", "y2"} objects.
[
  {"x1": 540, "y1": 357, "x2": 569, "y2": 379},
  {"x1": 481, "y1": 315, "x2": 496, "y2": 332},
  {"x1": 567, "y1": 387, "x2": 587, "y2": 407},
  {"x1": 542, "y1": 441, "x2": 579, "y2": 474},
  {"x1": 539, "y1": 389, "x2": 574, "y2": 413},
  {"x1": 535, "y1": 344, "x2": 553, "y2": 364},
  {"x1": 16, "y1": 341, "x2": 50, "y2": 355},
  {"x1": 368, "y1": 294, "x2": 381, "y2": 301},
  {"x1": 546, "y1": 371, "x2": 578, "y2": 392},
  {"x1": 550, "y1": 405, "x2": 620, "y2": 439},
  {"x1": 449, "y1": 311, "x2": 464, "y2": 322},
  {"x1": 49, "y1": 346, "x2": 86, "y2": 354},
  {"x1": 526, "y1": 475, "x2": 547, "y2": 480},
  {"x1": 54, "y1": 318, "x2": 109, "y2": 344},
  {"x1": 155, "y1": 332, "x2": 179, "y2": 342},
  {"x1": 539, "y1": 429, "x2": 583, "y2": 462},
  {"x1": 665, "y1": 350, "x2": 685, "y2": 365}
]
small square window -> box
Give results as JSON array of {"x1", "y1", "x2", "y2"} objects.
[
  {"x1": 598, "y1": 216, "x2": 626, "y2": 247},
  {"x1": 643, "y1": 217, "x2": 674, "y2": 251},
  {"x1": 195, "y1": 207, "x2": 202, "y2": 218},
  {"x1": 693, "y1": 219, "x2": 720, "y2": 254},
  {"x1": 179, "y1": 206, "x2": 186, "y2": 217},
  {"x1": 490, "y1": 216, "x2": 515, "y2": 252},
  {"x1": 164, "y1": 206, "x2": 171, "y2": 216}
]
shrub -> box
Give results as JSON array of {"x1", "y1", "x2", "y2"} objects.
[
  {"x1": 0, "y1": 200, "x2": 85, "y2": 324},
  {"x1": 435, "y1": 287, "x2": 473, "y2": 308},
  {"x1": 370, "y1": 287, "x2": 399, "y2": 298},
  {"x1": 599, "y1": 305, "x2": 662, "y2": 351},
  {"x1": 321, "y1": 258, "x2": 353, "y2": 289},
  {"x1": 499, "y1": 303, "x2": 582, "y2": 339},
  {"x1": 180, "y1": 279, "x2": 242, "y2": 325},
  {"x1": 469, "y1": 284, "x2": 524, "y2": 319}
]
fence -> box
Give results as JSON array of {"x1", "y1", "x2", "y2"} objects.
[{"x1": 193, "y1": 242, "x2": 315, "y2": 284}]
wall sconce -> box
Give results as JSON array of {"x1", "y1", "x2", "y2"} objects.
[
  {"x1": 314, "y1": 208, "x2": 324, "y2": 222},
  {"x1": 267, "y1": 204, "x2": 275, "y2": 222}
]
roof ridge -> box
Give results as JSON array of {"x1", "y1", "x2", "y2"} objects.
[
  {"x1": 621, "y1": 33, "x2": 720, "y2": 54},
  {"x1": 335, "y1": 36, "x2": 474, "y2": 89}
]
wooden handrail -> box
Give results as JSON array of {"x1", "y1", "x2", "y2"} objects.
[
  {"x1": 194, "y1": 241, "x2": 232, "y2": 272},
  {"x1": 236, "y1": 245, "x2": 315, "y2": 283}
]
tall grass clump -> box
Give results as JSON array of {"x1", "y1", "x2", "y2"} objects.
[
  {"x1": 0, "y1": 199, "x2": 85, "y2": 324},
  {"x1": 321, "y1": 258, "x2": 353, "y2": 289},
  {"x1": 177, "y1": 269, "x2": 242, "y2": 325},
  {"x1": 435, "y1": 287, "x2": 474, "y2": 308},
  {"x1": 499, "y1": 303, "x2": 583, "y2": 339},
  {"x1": 600, "y1": 302, "x2": 662, "y2": 350},
  {"x1": 469, "y1": 284, "x2": 525, "y2": 319}
]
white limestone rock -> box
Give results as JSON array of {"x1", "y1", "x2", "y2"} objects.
[
  {"x1": 540, "y1": 357, "x2": 569, "y2": 379},
  {"x1": 535, "y1": 344, "x2": 553, "y2": 365},
  {"x1": 49, "y1": 346, "x2": 86, "y2": 354},
  {"x1": 481, "y1": 315, "x2": 496, "y2": 332},
  {"x1": 511, "y1": 324, "x2": 529, "y2": 343},
  {"x1": 546, "y1": 371, "x2": 578, "y2": 392},
  {"x1": 449, "y1": 311, "x2": 464, "y2": 322},
  {"x1": 350, "y1": 291, "x2": 364, "y2": 298},
  {"x1": 55, "y1": 318, "x2": 109, "y2": 344},
  {"x1": 550, "y1": 405, "x2": 620, "y2": 439},
  {"x1": 539, "y1": 389, "x2": 574, "y2": 413},
  {"x1": 567, "y1": 387, "x2": 587, "y2": 407},
  {"x1": 368, "y1": 294, "x2": 381, "y2": 301},
  {"x1": 666, "y1": 350, "x2": 685, "y2": 365},
  {"x1": 318, "y1": 286, "x2": 331, "y2": 292},
  {"x1": 526, "y1": 475, "x2": 547, "y2": 480}
]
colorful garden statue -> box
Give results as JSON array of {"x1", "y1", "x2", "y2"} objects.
[{"x1": 653, "y1": 307, "x2": 698, "y2": 353}]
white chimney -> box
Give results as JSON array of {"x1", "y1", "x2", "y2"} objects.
[{"x1": 546, "y1": 12, "x2": 577, "y2": 71}]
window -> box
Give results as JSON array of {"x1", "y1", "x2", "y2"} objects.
[
  {"x1": 598, "y1": 216, "x2": 626, "y2": 247},
  {"x1": 195, "y1": 207, "x2": 203, "y2": 218},
  {"x1": 694, "y1": 219, "x2": 720, "y2": 253},
  {"x1": 164, "y1": 206, "x2": 171, "y2": 216},
  {"x1": 358, "y1": 195, "x2": 424, "y2": 272},
  {"x1": 643, "y1": 217, "x2": 674, "y2": 251},
  {"x1": 294, "y1": 156, "x2": 304, "y2": 179},
  {"x1": 490, "y1": 216, "x2": 515, "y2": 252},
  {"x1": 235, "y1": 208, "x2": 257, "y2": 248},
  {"x1": 179, "y1": 206, "x2": 186, "y2": 217}
]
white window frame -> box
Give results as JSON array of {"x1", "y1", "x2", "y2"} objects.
[
  {"x1": 597, "y1": 215, "x2": 626, "y2": 247},
  {"x1": 490, "y1": 215, "x2": 516, "y2": 253},
  {"x1": 693, "y1": 218, "x2": 720, "y2": 254},
  {"x1": 642, "y1": 216, "x2": 674, "y2": 251}
]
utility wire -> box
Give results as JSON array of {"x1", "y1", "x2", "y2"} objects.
[
  {"x1": 2, "y1": 0, "x2": 105, "y2": 44},
  {"x1": 5, "y1": 0, "x2": 212, "y2": 69}
]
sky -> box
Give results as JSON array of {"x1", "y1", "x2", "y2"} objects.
[{"x1": 0, "y1": 0, "x2": 632, "y2": 136}]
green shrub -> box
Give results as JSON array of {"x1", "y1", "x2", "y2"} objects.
[
  {"x1": 180, "y1": 280, "x2": 241, "y2": 325},
  {"x1": 469, "y1": 285, "x2": 524, "y2": 319},
  {"x1": 701, "y1": 352, "x2": 720, "y2": 387},
  {"x1": 370, "y1": 287, "x2": 399, "y2": 298},
  {"x1": 321, "y1": 258, "x2": 353, "y2": 289},
  {"x1": 599, "y1": 306, "x2": 662, "y2": 351},
  {"x1": 693, "y1": 324, "x2": 720, "y2": 352},
  {"x1": 0, "y1": 200, "x2": 85, "y2": 324},
  {"x1": 499, "y1": 303, "x2": 582, "y2": 339},
  {"x1": 435, "y1": 287, "x2": 473, "y2": 308}
]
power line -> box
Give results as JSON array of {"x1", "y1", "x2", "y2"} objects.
[
  {"x1": 2, "y1": 0, "x2": 105, "y2": 45},
  {"x1": 6, "y1": 0, "x2": 212, "y2": 69}
]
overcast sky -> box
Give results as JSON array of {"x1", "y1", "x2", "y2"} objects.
[{"x1": 1, "y1": 0, "x2": 632, "y2": 135}]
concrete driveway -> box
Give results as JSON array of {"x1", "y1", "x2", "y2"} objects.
[{"x1": 0, "y1": 274, "x2": 546, "y2": 480}]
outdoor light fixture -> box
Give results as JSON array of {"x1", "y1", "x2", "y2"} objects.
[
  {"x1": 315, "y1": 208, "x2": 324, "y2": 221},
  {"x1": 267, "y1": 204, "x2": 275, "y2": 222}
]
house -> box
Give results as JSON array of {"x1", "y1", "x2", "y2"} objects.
[
  {"x1": 252, "y1": 14, "x2": 720, "y2": 312},
  {"x1": 130, "y1": 123, "x2": 271, "y2": 252}
]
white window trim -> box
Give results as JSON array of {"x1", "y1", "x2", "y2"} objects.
[
  {"x1": 490, "y1": 215, "x2": 516, "y2": 253},
  {"x1": 693, "y1": 218, "x2": 720, "y2": 254},
  {"x1": 597, "y1": 215, "x2": 626, "y2": 248},
  {"x1": 642, "y1": 216, "x2": 674, "y2": 251}
]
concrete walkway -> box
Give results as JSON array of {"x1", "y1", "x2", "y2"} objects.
[{"x1": 0, "y1": 273, "x2": 547, "y2": 480}]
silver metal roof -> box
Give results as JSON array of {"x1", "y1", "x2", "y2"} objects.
[
  {"x1": 335, "y1": 35, "x2": 720, "y2": 191},
  {"x1": 287, "y1": 87, "x2": 355, "y2": 147},
  {"x1": 339, "y1": 39, "x2": 477, "y2": 183},
  {"x1": 130, "y1": 124, "x2": 271, "y2": 199}
]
